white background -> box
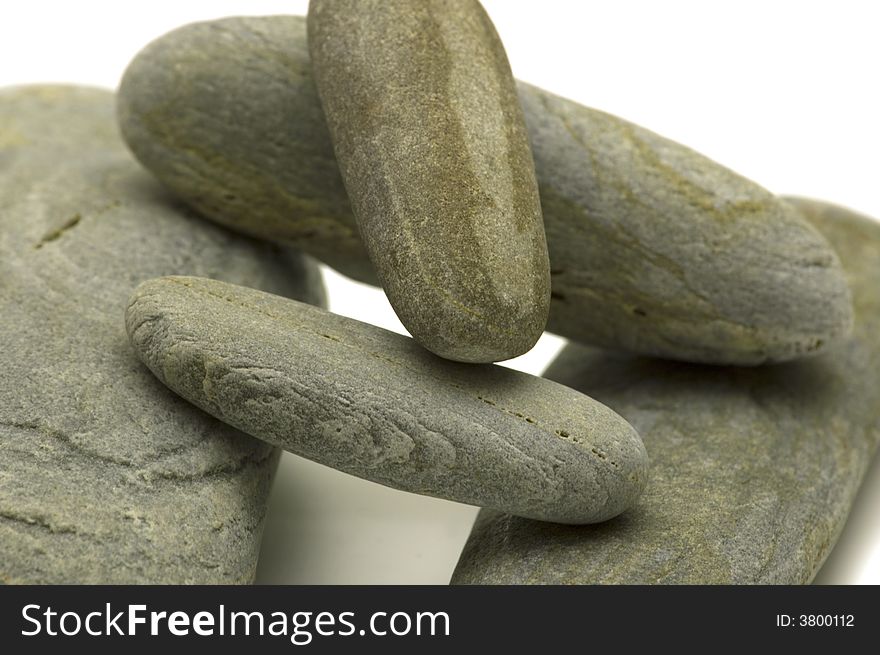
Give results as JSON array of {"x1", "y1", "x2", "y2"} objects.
[{"x1": 2, "y1": 0, "x2": 878, "y2": 584}]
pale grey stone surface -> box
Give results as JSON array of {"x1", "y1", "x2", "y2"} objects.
[
  {"x1": 116, "y1": 16, "x2": 370, "y2": 284},
  {"x1": 117, "y1": 15, "x2": 853, "y2": 365},
  {"x1": 451, "y1": 199, "x2": 880, "y2": 584},
  {"x1": 126, "y1": 277, "x2": 647, "y2": 524},
  {"x1": 0, "y1": 85, "x2": 325, "y2": 583},
  {"x1": 522, "y1": 87, "x2": 852, "y2": 364},
  {"x1": 308, "y1": 0, "x2": 550, "y2": 363}
]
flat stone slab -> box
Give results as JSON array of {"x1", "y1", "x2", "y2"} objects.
[
  {"x1": 118, "y1": 15, "x2": 853, "y2": 365},
  {"x1": 125, "y1": 276, "x2": 648, "y2": 524},
  {"x1": 308, "y1": 0, "x2": 550, "y2": 363},
  {"x1": 451, "y1": 198, "x2": 880, "y2": 584},
  {"x1": 0, "y1": 85, "x2": 325, "y2": 583}
]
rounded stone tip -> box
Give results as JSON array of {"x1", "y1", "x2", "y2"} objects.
[
  {"x1": 777, "y1": 197, "x2": 856, "y2": 349},
  {"x1": 556, "y1": 412, "x2": 650, "y2": 524},
  {"x1": 388, "y1": 272, "x2": 551, "y2": 364}
]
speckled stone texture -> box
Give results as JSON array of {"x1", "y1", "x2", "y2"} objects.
[
  {"x1": 117, "y1": 15, "x2": 853, "y2": 365},
  {"x1": 307, "y1": 0, "x2": 549, "y2": 363},
  {"x1": 115, "y1": 16, "x2": 372, "y2": 285},
  {"x1": 522, "y1": 87, "x2": 852, "y2": 364},
  {"x1": 451, "y1": 198, "x2": 880, "y2": 584},
  {"x1": 126, "y1": 277, "x2": 648, "y2": 524},
  {"x1": 0, "y1": 85, "x2": 325, "y2": 583}
]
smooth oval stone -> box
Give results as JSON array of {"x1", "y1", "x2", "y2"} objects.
[
  {"x1": 451, "y1": 198, "x2": 880, "y2": 584},
  {"x1": 117, "y1": 15, "x2": 853, "y2": 365},
  {"x1": 0, "y1": 85, "x2": 325, "y2": 584},
  {"x1": 523, "y1": 87, "x2": 852, "y2": 364},
  {"x1": 125, "y1": 276, "x2": 648, "y2": 524},
  {"x1": 307, "y1": 0, "x2": 550, "y2": 363}
]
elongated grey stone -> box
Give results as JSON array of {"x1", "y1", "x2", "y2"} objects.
[
  {"x1": 451, "y1": 198, "x2": 880, "y2": 584},
  {"x1": 117, "y1": 15, "x2": 853, "y2": 365},
  {"x1": 125, "y1": 277, "x2": 648, "y2": 524},
  {"x1": 0, "y1": 85, "x2": 325, "y2": 584},
  {"x1": 307, "y1": 0, "x2": 550, "y2": 363}
]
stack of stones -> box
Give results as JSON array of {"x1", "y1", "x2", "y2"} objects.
[{"x1": 1, "y1": 1, "x2": 876, "y2": 584}]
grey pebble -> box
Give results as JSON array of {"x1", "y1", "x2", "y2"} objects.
[
  {"x1": 125, "y1": 277, "x2": 648, "y2": 524},
  {"x1": 308, "y1": 0, "x2": 550, "y2": 363},
  {"x1": 117, "y1": 15, "x2": 853, "y2": 365},
  {"x1": 116, "y1": 16, "x2": 369, "y2": 283},
  {"x1": 0, "y1": 85, "x2": 325, "y2": 584},
  {"x1": 451, "y1": 198, "x2": 880, "y2": 584}
]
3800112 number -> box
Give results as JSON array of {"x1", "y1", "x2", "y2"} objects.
[{"x1": 799, "y1": 615, "x2": 854, "y2": 627}]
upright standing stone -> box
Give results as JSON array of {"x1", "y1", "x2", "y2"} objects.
[
  {"x1": 308, "y1": 0, "x2": 550, "y2": 363},
  {"x1": 0, "y1": 85, "x2": 325, "y2": 583},
  {"x1": 117, "y1": 15, "x2": 853, "y2": 365},
  {"x1": 452, "y1": 199, "x2": 880, "y2": 584}
]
